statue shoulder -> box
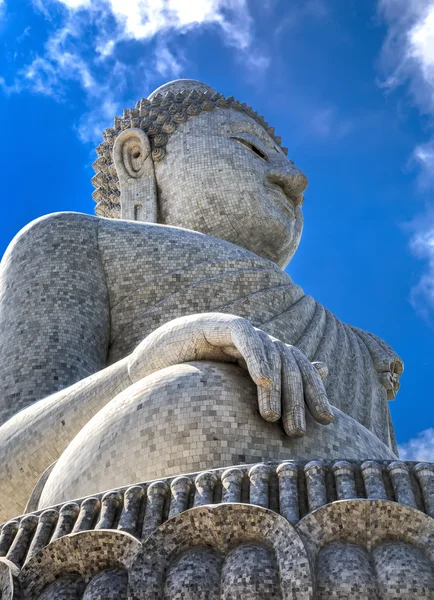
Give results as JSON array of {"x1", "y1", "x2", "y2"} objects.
[
  {"x1": 1, "y1": 212, "x2": 103, "y2": 280},
  {"x1": 2, "y1": 212, "x2": 99, "y2": 261}
]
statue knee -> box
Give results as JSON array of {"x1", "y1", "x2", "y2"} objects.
[{"x1": 38, "y1": 360, "x2": 396, "y2": 509}]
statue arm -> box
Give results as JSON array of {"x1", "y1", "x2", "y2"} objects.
[
  {"x1": 0, "y1": 212, "x2": 111, "y2": 425},
  {"x1": 0, "y1": 310, "x2": 332, "y2": 518},
  {"x1": 0, "y1": 357, "x2": 130, "y2": 521},
  {"x1": 128, "y1": 312, "x2": 334, "y2": 436}
]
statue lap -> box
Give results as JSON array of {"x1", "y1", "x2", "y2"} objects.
[{"x1": 39, "y1": 361, "x2": 396, "y2": 508}]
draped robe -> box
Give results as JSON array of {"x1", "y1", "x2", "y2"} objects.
[
  {"x1": 0, "y1": 214, "x2": 402, "y2": 451},
  {"x1": 101, "y1": 218, "x2": 402, "y2": 453}
]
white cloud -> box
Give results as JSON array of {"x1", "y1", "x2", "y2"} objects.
[
  {"x1": 2, "y1": 0, "x2": 267, "y2": 143},
  {"x1": 409, "y1": 225, "x2": 434, "y2": 318},
  {"x1": 379, "y1": 1, "x2": 434, "y2": 146},
  {"x1": 76, "y1": 98, "x2": 119, "y2": 143},
  {"x1": 52, "y1": 0, "x2": 253, "y2": 47},
  {"x1": 399, "y1": 428, "x2": 434, "y2": 461},
  {"x1": 154, "y1": 42, "x2": 184, "y2": 79},
  {"x1": 408, "y1": 6, "x2": 434, "y2": 109},
  {"x1": 379, "y1": 1, "x2": 434, "y2": 316},
  {"x1": 414, "y1": 140, "x2": 434, "y2": 173},
  {"x1": 309, "y1": 106, "x2": 354, "y2": 140}
]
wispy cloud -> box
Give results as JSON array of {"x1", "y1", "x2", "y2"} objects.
[
  {"x1": 414, "y1": 140, "x2": 434, "y2": 177},
  {"x1": 308, "y1": 106, "x2": 355, "y2": 140},
  {"x1": 52, "y1": 0, "x2": 253, "y2": 48},
  {"x1": 154, "y1": 41, "x2": 184, "y2": 79},
  {"x1": 303, "y1": 0, "x2": 329, "y2": 20},
  {"x1": 379, "y1": 0, "x2": 434, "y2": 318},
  {"x1": 1, "y1": 0, "x2": 267, "y2": 143},
  {"x1": 409, "y1": 222, "x2": 434, "y2": 319},
  {"x1": 379, "y1": 1, "x2": 434, "y2": 116},
  {"x1": 399, "y1": 428, "x2": 434, "y2": 461}
]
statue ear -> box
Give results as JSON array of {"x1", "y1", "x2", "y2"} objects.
[{"x1": 113, "y1": 128, "x2": 157, "y2": 223}]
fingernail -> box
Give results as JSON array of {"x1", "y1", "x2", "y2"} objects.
[
  {"x1": 295, "y1": 415, "x2": 306, "y2": 433},
  {"x1": 320, "y1": 409, "x2": 334, "y2": 425},
  {"x1": 259, "y1": 375, "x2": 273, "y2": 389},
  {"x1": 289, "y1": 428, "x2": 305, "y2": 437},
  {"x1": 263, "y1": 407, "x2": 280, "y2": 422}
]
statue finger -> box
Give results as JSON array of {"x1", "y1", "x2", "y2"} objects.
[
  {"x1": 283, "y1": 344, "x2": 328, "y2": 381},
  {"x1": 278, "y1": 342, "x2": 306, "y2": 436},
  {"x1": 229, "y1": 319, "x2": 273, "y2": 389},
  {"x1": 221, "y1": 346, "x2": 243, "y2": 359},
  {"x1": 292, "y1": 347, "x2": 334, "y2": 425},
  {"x1": 256, "y1": 331, "x2": 281, "y2": 422},
  {"x1": 312, "y1": 361, "x2": 328, "y2": 380}
]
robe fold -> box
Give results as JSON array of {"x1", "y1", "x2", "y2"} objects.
[{"x1": 97, "y1": 219, "x2": 403, "y2": 452}]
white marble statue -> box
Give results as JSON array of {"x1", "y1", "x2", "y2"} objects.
[{"x1": 0, "y1": 80, "x2": 403, "y2": 521}]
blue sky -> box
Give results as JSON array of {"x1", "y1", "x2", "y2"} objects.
[{"x1": 1, "y1": 0, "x2": 434, "y2": 458}]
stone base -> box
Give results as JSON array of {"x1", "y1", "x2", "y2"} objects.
[
  {"x1": 1, "y1": 458, "x2": 433, "y2": 574},
  {"x1": 2, "y1": 498, "x2": 434, "y2": 599}
]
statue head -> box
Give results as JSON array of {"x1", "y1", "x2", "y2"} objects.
[{"x1": 92, "y1": 79, "x2": 308, "y2": 268}]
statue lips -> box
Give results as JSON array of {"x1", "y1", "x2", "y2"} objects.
[
  {"x1": 264, "y1": 180, "x2": 297, "y2": 219},
  {"x1": 264, "y1": 165, "x2": 307, "y2": 221}
]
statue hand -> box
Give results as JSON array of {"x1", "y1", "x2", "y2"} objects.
[{"x1": 128, "y1": 313, "x2": 334, "y2": 437}]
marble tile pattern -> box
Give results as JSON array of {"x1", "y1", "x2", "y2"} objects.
[
  {"x1": 0, "y1": 557, "x2": 19, "y2": 600},
  {"x1": 38, "y1": 574, "x2": 85, "y2": 600},
  {"x1": 128, "y1": 503, "x2": 313, "y2": 600},
  {"x1": 38, "y1": 361, "x2": 397, "y2": 508},
  {"x1": 91, "y1": 81, "x2": 289, "y2": 219},
  {"x1": 0, "y1": 214, "x2": 110, "y2": 426},
  {"x1": 1, "y1": 459, "x2": 433, "y2": 568},
  {"x1": 0, "y1": 78, "x2": 419, "y2": 598},
  {"x1": 0, "y1": 216, "x2": 403, "y2": 519},
  {"x1": 19, "y1": 529, "x2": 139, "y2": 598},
  {"x1": 296, "y1": 499, "x2": 434, "y2": 599},
  {"x1": 0, "y1": 500, "x2": 433, "y2": 599}
]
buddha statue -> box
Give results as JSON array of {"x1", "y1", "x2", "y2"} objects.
[{"x1": 0, "y1": 79, "x2": 403, "y2": 522}]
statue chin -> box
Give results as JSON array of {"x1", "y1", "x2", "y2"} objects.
[{"x1": 38, "y1": 361, "x2": 397, "y2": 509}]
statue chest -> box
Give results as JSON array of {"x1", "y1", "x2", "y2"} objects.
[{"x1": 96, "y1": 221, "x2": 298, "y2": 364}]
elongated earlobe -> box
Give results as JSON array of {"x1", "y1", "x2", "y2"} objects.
[{"x1": 113, "y1": 128, "x2": 157, "y2": 223}]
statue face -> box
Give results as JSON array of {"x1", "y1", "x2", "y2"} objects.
[{"x1": 153, "y1": 109, "x2": 307, "y2": 268}]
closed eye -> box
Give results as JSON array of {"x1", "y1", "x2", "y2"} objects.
[{"x1": 230, "y1": 136, "x2": 268, "y2": 161}]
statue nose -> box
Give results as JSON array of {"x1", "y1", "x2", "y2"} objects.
[{"x1": 264, "y1": 162, "x2": 308, "y2": 205}]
